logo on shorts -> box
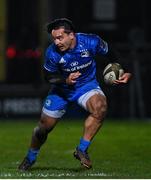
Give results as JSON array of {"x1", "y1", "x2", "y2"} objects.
[{"x1": 46, "y1": 99, "x2": 51, "y2": 106}]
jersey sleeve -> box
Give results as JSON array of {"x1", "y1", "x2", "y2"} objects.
[
  {"x1": 89, "y1": 34, "x2": 108, "y2": 55},
  {"x1": 43, "y1": 49, "x2": 59, "y2": 72},
  {"x1": 96, "y1": 37, "x2": 108, "y2": 55}
]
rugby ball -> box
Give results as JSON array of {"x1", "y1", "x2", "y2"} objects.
[{"x1": 103, "y1": 63, "x2": 124, "y2": 85}]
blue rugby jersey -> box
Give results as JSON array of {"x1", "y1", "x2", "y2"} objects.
[{"x1": 44, "y1": 33, "x2": 108, "y2": 89}]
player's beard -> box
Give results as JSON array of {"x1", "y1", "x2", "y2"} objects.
[{"x1": 58, "y1": 40, "x2": 73, "y2": 52}]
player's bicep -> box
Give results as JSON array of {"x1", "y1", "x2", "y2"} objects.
[
  {"x1": 96, "y1": 38, "x2": 108, "y2": 55},
  {"x1": 44, "y1": 57, "x2": 58, "y2": 72},
  {"x1": 43, "y1": 53, "x2": 65, "y2": 84}
]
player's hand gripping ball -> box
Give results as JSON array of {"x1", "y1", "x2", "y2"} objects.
[{"x1": 103, "y1": 63, "x2": 124, "y2": 85}]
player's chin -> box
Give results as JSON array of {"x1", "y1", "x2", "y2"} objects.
[{"x1": 59, "y1": 46, "x2": 67, "y2": 52}]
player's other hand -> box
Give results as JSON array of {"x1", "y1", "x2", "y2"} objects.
[
  {"x1": 114, "y1": 73, "x2": 132, "y2": 84},
  {"x1": 66, "y1": 71, "x2": 81, "y2": 85}
]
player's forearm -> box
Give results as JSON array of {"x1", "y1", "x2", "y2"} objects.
[
  {"x1": 43, "y1": 69, "x2": 66, "y2": 84},
  {"x1": 66, "y1": 71, "x2": 81, "y2": 85}
]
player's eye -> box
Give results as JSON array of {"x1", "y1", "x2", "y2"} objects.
[{"x1": 58, "y1": 36, "x2": 63, "y2": 41}]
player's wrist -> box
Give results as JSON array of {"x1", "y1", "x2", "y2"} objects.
[{"x1": 65, "y1": 77, "x2": 74, "y2": 85}]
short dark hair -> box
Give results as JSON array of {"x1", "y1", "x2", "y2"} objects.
[{"x1": 47, "y1": 18, "x2": 75, "y2": 34}]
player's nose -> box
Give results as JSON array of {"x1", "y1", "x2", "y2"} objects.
[{"x1": 54, "y1": 39, "x2": 60, "y2": 46}]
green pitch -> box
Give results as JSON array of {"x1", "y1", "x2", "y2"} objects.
[{"x1": 0, "y1": 119, "x2": 151, "y2": 178}]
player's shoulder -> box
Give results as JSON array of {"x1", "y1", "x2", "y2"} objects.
[
  {"x1": 77, "y1": 33, "x2": 101, "y2": 47},
  {"x1": 77, "y1": 32, "x2": 100, "y2": 39},
  {"x1": 45, "y1": 43, "x2": 60, "y2": 61},
  {"x1": 45, "y1": 44, "x2": 56, "y2": 56}
]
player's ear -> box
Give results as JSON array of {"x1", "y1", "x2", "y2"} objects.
[{"x1": 69, "y1": 32, "x2": 74, "y2": 39}]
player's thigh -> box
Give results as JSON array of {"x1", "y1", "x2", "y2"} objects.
[
  {"x1": 78, "y1": 88, "x2": 107, "y2": 112},
  {"x1": 86, "y1": 93, "x2": 107, "y2": 115},
  {"x1": 41, "y1": 94, "x2": 68, "y2": 129}
]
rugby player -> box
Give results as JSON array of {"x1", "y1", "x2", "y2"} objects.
[{"x1": 18, "y1": 18, "x2": 131, "y2": 170}]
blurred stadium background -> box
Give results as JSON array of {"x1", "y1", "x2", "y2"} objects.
[
  {"x1": 0, "y1": 0, "x2": 151, "y2": 119},
  {"x1": 1, "y1": 0, "x2": 151, "y2": 178}
]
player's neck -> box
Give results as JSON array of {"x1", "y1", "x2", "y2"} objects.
[{"x1": 70, "y1": 36, "x2": 77, "y2": 50}]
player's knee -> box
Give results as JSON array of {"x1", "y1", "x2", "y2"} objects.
[
  {"x1": 33, "y1": 126, "x2": 48, "y2": 144},
  {"x1": 92, "y1": 99, "x2": 107, "y2": 120},
  {"x1": 40, "y1": 113, "x2": 58, "y2": 132},
  {"x1": 33, "y1": 115, "x2": 57, "y2": 144}
]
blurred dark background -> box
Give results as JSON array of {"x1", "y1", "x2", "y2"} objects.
[{"x1": 0, "y1": 0, "x2": 151, "y2": 119}]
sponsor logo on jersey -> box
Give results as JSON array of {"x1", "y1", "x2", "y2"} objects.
[
  {"x1": 70, "y1": 61, "x2": 79, "y2": 67},
  {"x1": 63, "y1": 60, "x2": 92, "y2": 72}
]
